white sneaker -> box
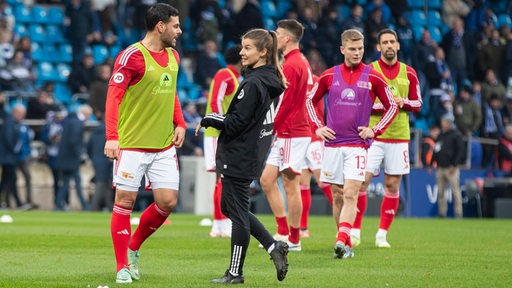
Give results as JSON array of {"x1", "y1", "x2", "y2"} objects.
[
  {"x1": 287, "y1": 241, "x2": 301, "y2": 252},
  {"x1": 220, "y1": 219, "x2": 232, "y2": 238},
  {"x1": 116, "y1": 268, "x2": 132, "y2": 284},
  {"x1": 375, "y1": 237, "x2": 391, "y2": 248},
  {"x1": 209, "y1": 220, "x2": 222, "y2": 237},
  {"x1": 351, "y1": 236, "x2": 361, "y2": 247},
  {"x1": 259, "y1": 233, "x2": 288, "y2": 248},
  {"x1": 127, "y1": 249, "x2": 140, "y2": 280}
]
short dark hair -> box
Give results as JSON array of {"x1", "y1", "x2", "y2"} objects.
[
  {"x1": 224, "y1": 45, "x2": 242, "y2": 65},
  {"x1": 277, "y1": 19, "x2": 304, "y2": 42},
  {"x1": 377, "y1": 28, "x2": 398, "y2": 44},
  {"x1": 145, "y1": 3, "x2": 179, "y2": 31}
]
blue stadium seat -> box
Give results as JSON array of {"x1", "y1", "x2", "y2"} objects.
[
  {"x1": 35, "y1": 61, "x2": 57, "y2": 82},
  {"x1": 47, "y1": 7, "x2": 64, "y2": 25},
  {"x1": 13, "y1": 23, "x2": 28, "y2": 38},
  {"x1": 45, "y1": 24, "x2": 65, "y2": 42},
  {"x1": 407, "y1": 0, "x2": 423, "y2": 9},
  {"x1": 407, "y1": 10, "x2": 427, "y2": 26},
  {"x1": 31, "y1": 42, "x2": 44, "y2": 62},
  {"x1": 276, "y1": 0, "x2": 292, "y2": 18},
  {"x1": 261, "y1": 0, "x2": 277, "y2": 18},
  {"x1": 28, "y1": 24, "x2": 46, "y2": 43},
  {"x1": 59, "y1": 43, "x2": 73, "y2": 63},
  {"x1": 498, "y1": 14, "x2": 512, "y2": 28},
  {"x1": 55, "y1": 63, "x2": 71, "y2": 82},
  {"x1": 92, "y1": 44, "x2": 109, "y2": 65},
  {"x1": 41, "y1": 43, "x2": 58, "y2": 62},
  {"x1": 32, "y1": 5, "x2": 48, "y2": 23},
  {"x1": 427, "y1": 0, "x2": 441, "y2": 9},
  {"x1": 54, "y1": 82, "x2": 72, "y2": 104},
  {"x1": 109, "y1": 45, "x2": 122, "y2": 60},
  {"x1": 428, "y1": 26, "x2": 442, "y2": 43},
  {"x1": 427, "y1": 10, "x2": 442, "y2": 27},
  {"x1": 14, "y1": 5, "x2": 31, "y2": 23},
  {"x1": 264, "y1": 17, "x2": 276, "y2": 30},
  {"x1": 411, "y1": 25, "x2": 425, "y2": 42}
]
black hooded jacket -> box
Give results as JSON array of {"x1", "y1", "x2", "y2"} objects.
[{"x1": 201, "y1": 64, "x2": 285, "y2": 179}]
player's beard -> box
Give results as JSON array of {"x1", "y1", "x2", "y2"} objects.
[{"x1": 383, "y1": 49, "x2": 396, "y2": 61}]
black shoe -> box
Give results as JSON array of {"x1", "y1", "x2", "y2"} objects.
[
  {"x1": 270, "y1": 241, "x2": 289, "y2": 281},
  {"x1": 211, "y1": 270, "x2": 244, "y2": 284}
]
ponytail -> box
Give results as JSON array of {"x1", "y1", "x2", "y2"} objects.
[{"x1": 268, "y1": 30, "x2": 287, "y2": 88}]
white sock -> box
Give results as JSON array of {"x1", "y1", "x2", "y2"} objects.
[
  {"x1": 351, "y1": 228, "x2": 361, "y2": 239},
  {"x1": 267, "y1": 243, "x2": 275, "y2": 254},
  {"x1": 376, "y1": 228, "x2": 387, "y2": 239}
]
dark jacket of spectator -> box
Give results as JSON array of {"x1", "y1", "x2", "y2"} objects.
[
  {"x1": 55, "y1": 112, "x2": 84, "y2": 171},
  {"x1": 0, "y1": 112, "x2": 18, "y2": 165}
]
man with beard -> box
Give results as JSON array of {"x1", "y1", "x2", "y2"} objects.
[{"x1": 351, "y1": 29, "x2": 422, "y2": 248}]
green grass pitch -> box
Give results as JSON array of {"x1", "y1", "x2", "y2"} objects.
[{"x1": 0, "y1": 212, "x2": 511, "y2": 287}]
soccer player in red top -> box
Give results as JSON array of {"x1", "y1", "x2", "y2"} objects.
[
  {"x1": 103, "y1": 4, "x2": 186, "y2": 283},
  {"x1": 351, "y1": 29, "x2": 422, "y2": 248},
  {"x1": 260, "y1": 19, "x2": 314, "y2": 252},
  {"x1": 299, "y1": 74, "x2": 333, "y2": 238},
  {"x1": 306, "y1": 29, "x2": 398, "y2": 259},
  {"x1": 203, "y1": 45, "x2": 242, "y2": 238}
]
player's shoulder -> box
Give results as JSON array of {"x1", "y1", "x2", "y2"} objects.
[
  {"x1": 404, "y1": 64, "x2": 418, "y2": 77},
  {"x1": 115, "y1": 45, "x2": 143, "y2": 67}
]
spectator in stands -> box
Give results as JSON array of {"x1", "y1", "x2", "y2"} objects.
[
  {"x1": 424, "y1": 47, "x2": 454, "y2": 125},
  {"x1": 6, "y1": 50, "x2": 35, "y2": 91},
  {"x1": 464, "y1": 0, "x2": 489, "y2": 34},
  {"x1": 14, "y1": 37, "x2": 32, "y2": 68},
  {"x1": 501, "y1": 27, "x2": 512, "y2": 86},
  {"x1": 26, "y1": 89, "x2": 58, "y2": 120},
  {"x1": 90, "y1": 0, "x2": 118, "y2": 47},
  {"x1": 440, "y1": 17, "x2": 477, "y2": 91},
  {"x1": 55, "y1": 104, "x2": 93, "y2": 211},
  {"x1": 385, "y1": 0, "x2": 408, "y2": 21},
  {"x1": 364, "y1": 7, "x2": 388, "y2": 63},
  {"x1": 64, "y1": 0, "x2": 95, "y2": 63},
  {"x1": 297, "y1": 6, "x2": 318, "y2": 55},
  {"x1": 67, "y1": 54, "x2": 96, "y2": 95},
  {"x1": 365, "y1": 0, "x2": 391, "y2": 23},
  {"x1": 502, "y1": 98, "x2": 512, "y2": 126},
  {"x1": 190, "y1": 0, "x2": 225, "y2": 45},
  {"x1": 432, "y1": 114, "x2": 464, "y2": 218},
  {"x1": 412, "y1": 30, "x2": 438, "y2": 74},
  {"x1": 341, "y1": 4, "x2": 365, "y2": 36},
  {"x1": 481, "y1": 69, "x2": 506, "y2": 106},
  {"x1": 194, "y1": 40, "x2": 223, "y2": 91},
  {"x1": 471, "y1": 80, "x2": 483, "y2": 106},
  {"x1": 0, "y1": 0, "x2": 14, "y2": 40},
  {"x1": 479, "y1": 29, "x2": 504, "y2": 78},
  {"x1": 41, "y1": 108, "x2": 67, "y2": 208},
  {"x1": 481, "y1": 94, "x2": 505, "y2": 169},
  {"x1": 180, "y1": 102, "x2": 204, "y2": 157},
  {"x1": 421, "y1": 124, "x2": 440, "y2": 168},
  {"x1": 395, "y1": 15, "x2": 413, "y2": 66},
  {"x1": 454, "y1": 81, "x2": 482, "y2": 137},
  {"x1": 87, "y1": 114, "x2": 114, "y2": 211},
  {"x1": 12, "y1": 104, "x2": 34, "y2": 210},
  {"x1": 441, "y1": 0, "x2": 470, "y2": 28},
  {"x1": 223, "y1": 0, "x2": 263, "y2": 49},
  {"x1": 498, "y1": 124, "x2": 512, "y2": 176},
  {"x1": 0, "y1": 99, "x2": 22, "y2": 209},
  {"x1": 315, "y1": 5, "x2": 341, "y2": 67},
  {"x1": 88, "y1": 63, "x2": 111, "y2": 120},
  {"x1": 306, "y1": 48, "x2": 327, "y2": 77}
]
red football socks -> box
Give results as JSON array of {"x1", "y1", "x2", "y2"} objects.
[
  {"x1": 129, "y1": 203, "x2": 170, "y2": 251},
  {"x1": 276, "y1": 216, "x2": 289, "y2": 236},
  {"x1": 353, "y1": 190, "x2": 367, "y2": 229},
  {"x1": 336, "y1": 222, "x2": 352, "y2": 247},
  {"x1": 379, "y1": 191, "x2": 400, "y2": 231},
  {"x1": 111, "y1": 204, "x2": 132, "y2": 271},
  {"x1": 300, "y1": 186, "x2": 311, "y2": 229}
]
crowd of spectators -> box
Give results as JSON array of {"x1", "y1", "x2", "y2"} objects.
[{"x1": 1, "y1": 0, "x2": 512, "y2": 211}]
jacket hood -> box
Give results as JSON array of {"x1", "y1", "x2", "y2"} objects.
[{"x1": 243, "y1": 65, "x2": 285, "y2": 99}]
